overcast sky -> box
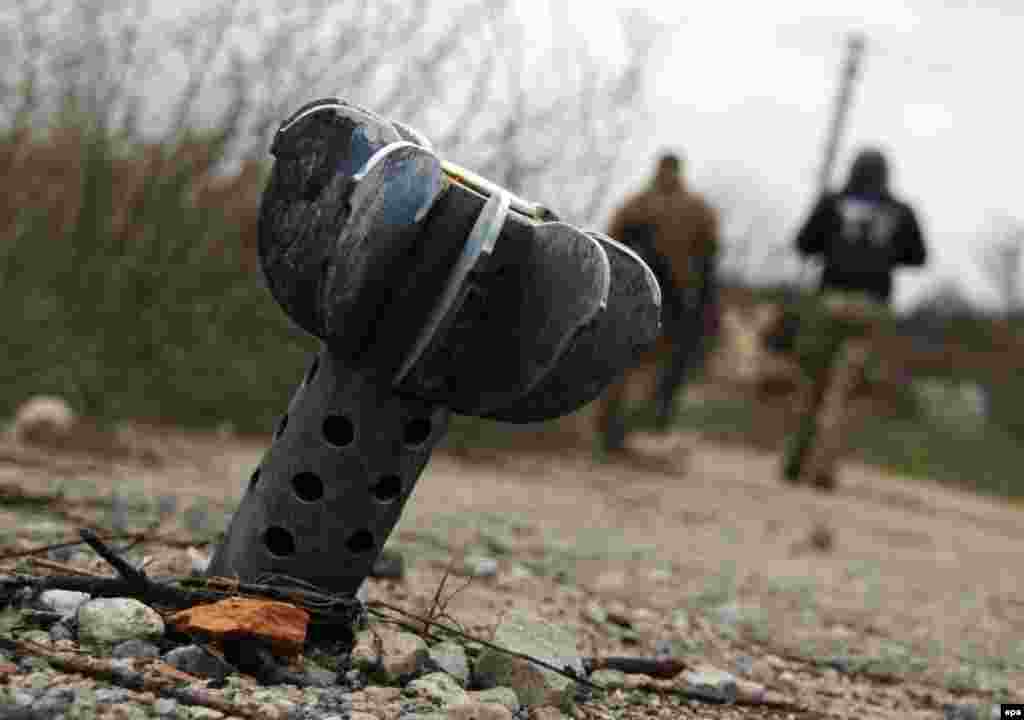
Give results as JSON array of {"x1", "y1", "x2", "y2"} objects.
[{"x1": 539, "y1": 0, "x2": 1023, "y2": 310}]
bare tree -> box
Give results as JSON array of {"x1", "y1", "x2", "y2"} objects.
[
  {"x1": 2, "y1": 0, "x2": 660, "y2": 229},
  {"x1": 701, "y1": 169, "x2": 794, "y2": 286},
  {"x1": 430, "y1": 4, "x2": 666, "y2": 226},
  {"x1": 974, "y1": 214, "x2": 1024, "y2": 315}
]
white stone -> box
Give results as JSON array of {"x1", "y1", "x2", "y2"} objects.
[
  {"x1": 77, "y1": 598, "x2": 165, "y2": 645},
  {"x1": 462, "y1": 555, "x2": 498, "y2": 578},
  {"x1": 38, "y1": 590, "x2": 90, "y2": 618},
  {"x1": 13, "y1": 395, "x2": 75, "y2": 444}
]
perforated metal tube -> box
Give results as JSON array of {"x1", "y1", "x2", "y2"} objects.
[{"x1": 206, "y1": 346, "x2": 448, "y2": 596}]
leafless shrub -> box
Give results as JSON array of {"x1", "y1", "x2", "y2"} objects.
[
  {"x1": 2, "y1": 0, "x2": 659, "y2": 226},
  {"x1": 974, "y1": 214, "x2": 1024, "y2": 316}
]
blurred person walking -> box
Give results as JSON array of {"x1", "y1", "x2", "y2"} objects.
[
  {"x1": 597, "y1": 152, "x2": 720, "y2": 454},
  {"x1": 782, "y1": 148, "x2": 927, "y2": 490}
]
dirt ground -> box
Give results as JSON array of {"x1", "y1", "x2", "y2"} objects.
[{"x1": 0, "y1": 408, "x2": 1021, "y2": 719}]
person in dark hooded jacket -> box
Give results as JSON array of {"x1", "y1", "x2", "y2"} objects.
[
  {"x1": 795, "y1": 148, "x2": 926, "y2": 302},
  {"x1": 782, "y1": 148, "x2": 927, "y2": 490}
]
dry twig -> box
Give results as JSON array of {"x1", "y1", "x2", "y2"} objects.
[{"x1": 26, "y1": 557, "x2": 106, "y2": 578}]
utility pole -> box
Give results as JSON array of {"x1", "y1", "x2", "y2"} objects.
[
  {"x1": 817, "y1": 32, "x2": 866, "y2": 193},
  {"x1": 793, "y1": 32, "x2": 866, "y2": 290}
]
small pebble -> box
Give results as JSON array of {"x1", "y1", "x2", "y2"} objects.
[
  {"x1": 153, "y1": 698, "x2": 178, "y2": 716},
  {"x1": 163, "y1": 645, "x2": 234, "y2": 680},
  {"x1": 463, "y1": 555, "x2": 499, "y2": 579},
  {"x1": 734, "y1": 655, "x2": 755, "y2": 677},
  {"x1": 12, "y1": 690, "x2": 38, "y2": 707},
  {"x1": 95, "y1": 688, "x2": 133, "y2": 704},
  {"x1": 49, "y1": 622, "x2": 75, "y2": 643},
  {"x1": 112, "y1": 639, "x2": 161, "y2": 659},
  {"x1": 32, "y1": 687, "x2": 76, "y2": 714},
  {"x1": 18, "y1": 657, "x2": 50, "y2": 672},
  {"x1": 943, "y1": 703, "x2": 981, "y2": 720}
]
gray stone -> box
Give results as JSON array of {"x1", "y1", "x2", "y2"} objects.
[
  {"x1": 351, "y1": 626, "x2": 429, "y2": 683},
  {"x1": 95, "y1": 688, "x2": 133, "y2": 704},
  {"x1": 32, "y1": 687, "x2": 75, "y2": 714},
  {"x1": 157, "y1": 495, "x2": 178, "y2": 520},
  {"x1": 77, "y1": 598, "x2": 164, "y2": 645},
  {"x1": 187, "y1": 547, "x2": 211, "y2": 575},
  {"x1": 183, "y1": 503, "x2": 212, "y2": 536},
  {"x1": 826, "y1": 655, "x2": 854, "y2": 674},
  {"x1": 734, "y1": 655, "x2": 755, "y2": 677},
  {"x1": 48, "y1": 622, "x2": 74, "y2": 643},
  {"x1": 425, "y1": 641, "x2": 471, "y2": 687},
  {"x1": 714, "y1": 602, "x2": 742, "y2": 627},
  {"x1": 154, "y1": 698, "x2": 178, "y2": 716},
  {"x1": 406, "y1": 671, "x2": 470, "y2": 707},
  {"x1": 462, "y1": 555, "x2": 499, "y2": 579},
  {"x1": 18, "y1": 656, "x2": 50, "y2": 672},
  {"x1": 470, "y1": 687, "x2": 520, "y2": 713},
  {"x1": 12, "y1": 690, "x2": 38, "y2": 706},
  {"x1": 38, "y1": 590, "x2": 90, "y2": 619},
  {"x1": 45, "y1": 548, "x2": 74, "y2": 565},
  {"x1": 163, "y1": 645, "x2": 234, "y2": 680},
  {"x1": 473, "y1": 609, "x2": 583, "y2": 710},
  {"x1": 108, "y1": 490, "x2": 130, "y2": 534},
  {"x1": 112, "y1": 639, "x2": 161, "y2": 659},
  {"x1": 302, "y1": 662, "x2": 339, "y2": 688},
  {"x1": 943, "y1": 703, "x2": 981, "y2": 720},
  {"x1": 682, "y1": 666, "x2": 739, "y2": 703}
]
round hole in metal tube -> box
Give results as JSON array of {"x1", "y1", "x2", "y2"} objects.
[
  {"x1": 323, "y1": 414, "x2": 355, "y2": 448},
  {"x1": 292, "y1": 471, "x2": 324, "y2": 502},
  {"x1": 372, "y1": 474, "x2": 402, "y2": 503},
  {"x1": 402, "y1": 417, "x2": 432, "y2": 447},
  {"x1": 264, "y1": 526, "x2": 296, "y2": 557},
  {"x1": 345, "y1": 529, "x2": 375, "y2": 554}
]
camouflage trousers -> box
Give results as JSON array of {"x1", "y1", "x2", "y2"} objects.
[{"x1": 781, "y1": 293, "x2": 886, "y2": 490}]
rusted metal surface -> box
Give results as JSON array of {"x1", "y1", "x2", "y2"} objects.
[
  {"x1": 207, "y1": 348, "x2": 446, "y2": 596},
  {"x1": 208, "y1": 97, "x2": 662, "y2": 597}
]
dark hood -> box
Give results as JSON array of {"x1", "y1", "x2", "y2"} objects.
[{"x1": 844, "y1": 148, "x2": 889, "y2": 198}]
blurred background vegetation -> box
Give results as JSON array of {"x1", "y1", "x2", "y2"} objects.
[
  {"x1": 1, "y1": 0, "x2": 1021, "y2": 497},
  {"x1": 0, "y1": 0, "x2": 654, "y2": 433}
]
